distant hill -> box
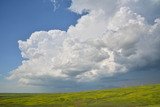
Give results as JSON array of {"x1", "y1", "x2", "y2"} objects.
[{"x1": 0, "y1": 84, "x2": 160, "y2": 107}]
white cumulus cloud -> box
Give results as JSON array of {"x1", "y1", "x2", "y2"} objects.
[{"x1": 8, "y1": 0, "x2": 160, "y2": 88}]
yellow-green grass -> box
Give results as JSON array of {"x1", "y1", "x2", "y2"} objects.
[{"x1": 0, "y1": 84, "x2": 160, "y2": 107}]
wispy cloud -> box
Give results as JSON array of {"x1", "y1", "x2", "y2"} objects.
[{"x1": 50, "y1": 0, "x2": 63, "y2": 12}]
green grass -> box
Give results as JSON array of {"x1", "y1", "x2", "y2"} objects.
[{"x1": 0, "y1": 84, "x2": 160, "y2": 107}]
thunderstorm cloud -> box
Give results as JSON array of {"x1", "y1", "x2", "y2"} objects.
[{"x1": 8, "y1": 0, "x2": 160, "y2": 89}]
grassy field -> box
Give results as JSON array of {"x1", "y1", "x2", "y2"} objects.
[{"x1": 0, "y1": 84, "x2": 160, "y2": 107}]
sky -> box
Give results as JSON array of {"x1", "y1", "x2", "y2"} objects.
[{"x1": 0, "y1": 0, "x2": 160, "y2": 93}]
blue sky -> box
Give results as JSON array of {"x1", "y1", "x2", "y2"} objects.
[
  {"x1": 0, "y1": 0, "x2": 160, "y2": 93},
  {"x1": 0, "y1": 0, "x2": 80, "y2": 76}
]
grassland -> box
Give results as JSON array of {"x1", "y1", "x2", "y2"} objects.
[{"x1": 0, "y1": 84, "x2": 160, "y2": 107}]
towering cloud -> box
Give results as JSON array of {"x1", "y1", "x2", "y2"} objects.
[{"x1": 8, "y1": 0, "x2": 160, "y2": 88}]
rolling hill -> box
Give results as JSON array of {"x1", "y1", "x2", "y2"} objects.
[{"x1": 0, "y1": 84, "x2": 160, "y2": 107}]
